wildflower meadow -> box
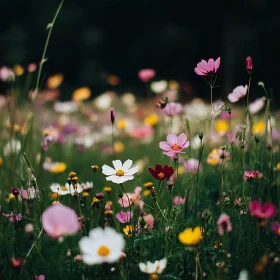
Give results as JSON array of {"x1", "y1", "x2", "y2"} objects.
[{"x1": 1, "y1": 2, "x2": 280, "y2": 280}]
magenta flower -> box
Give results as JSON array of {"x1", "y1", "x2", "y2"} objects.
[
  {"x1": 138, "y1": 68, "x2": 156, "y2": 82},
  {"x1": 118, "y1": 186, "x2": 144, "y2": 210},
  {"x1": 243, "y1": 170, "x2": 260, "y2": 180},
  {"x1": 42, "y1": 204, "x2": 81, "y2": 239},
  {"x1": 174, "y1": 196, "x2": 186, "y2": 206},
  {"x1": 35, "y1": 275, "x2": 45, "y2": 280},
  {"x1": 184, "y1": 158, "x2": 201, "y2": 174},
  {"x1": 217, "y1": 213, "x2": 232, "y2": 236},
  {"x1": 228, "y1": 85, "x2": 248, "y2": 103},
  {"x1": 246, "y1": 56, "x2": 253, "y2": 71},
  {"x1": 116, "y1": 211, "x2": 134, "y2": 223},
  {"x1": 162, "y1": 102, "x2": 182, "y2": 117},
  {"x1": 194, "y1": 57, "x2": 221, "y2": 76},
  {"x1": 159, "y1": 133, "x2": 190, "y2": 158},
  {"x1": 2, "y1": 212, "x2": 22, "y2": 222},
  {"x1": 271, "y1": 222, "x2": 280, "y2": 236},
  {"x1": 249, "y1": 200, "x2": 277, "y2": 220}
]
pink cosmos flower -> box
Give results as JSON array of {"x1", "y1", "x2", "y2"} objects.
[
  {"x1": 162, "y1": 102, "x2": 182, "y2": 117},
  {"x1": 116, "y1": 211, "x2": 134, "y2": 223},
  {"x1": 271, "y1": 222, "x2": 280, "y2": 236},
  {"x1": 137, "y1": 213, "x2": 154, "y2": 231},
  {"x1": 27, "y1": 63, "x2": 37, "y2": 72},
  {"x1": 217, "y1": 213, "x2": 232, "y2": 236},
  {"x1": 2, "y1": 212, "x2": 22, "y2": 222},
  {"x1": 249, "y1": 98, "x2": 265, "y2": 114},
  {"x1": 138, "y1": 68, "x2": 156, "y2": 82},
  {"x1": 20, "y1": 187, "x2": 37, "y2": 200},
  {"x1": 218, "y1": 149, "x2": 230, "y2": 160},
  {"x1": 249, "y1": 200, "x2": 277, "y2": 220},
  {"x1": 129, "y1": 125, "x2": 153, "y2": 139},
  {"x1": 0, "y1": 66, "x2": 15, "y2": 81},
  {"x1": 243, "y1": 171, "x2": 260, "y2": 180},
  {"x1": 194, "y1": 57, "x2": 221, "y2": 76},
  {"x1": 118, "y1": 186, "x2": 144, "y2": 210},
  {"x1": 35, "y1": 275, "x2": 45, "y2": 280},
  {"x1": 42, "y1": 204, "x2": 81, "y2": 239},
  {"x1": 184, "y1": 158, "x2": 201, "y2": 174},
  {"x1": 174, "y1": 196, "x2": 186, "y2": 206},
  {"x1": 159, "y1": 133, "x2": 190, "y2": 158},
  {"x1": 228, "y1": 85, "x2": 248, "y2": 103}
]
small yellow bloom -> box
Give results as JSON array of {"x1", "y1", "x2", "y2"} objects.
[
  {"x1": 169, "y1": 80, "x2": 180, "y2": 90},
  {"x1": 143, "y1": 190, "x2": 151, "y2": 197},
  {"x1": 178, "y1": 226, "x2": 203, "y2": 246},
  {"x1": 215, "y1": 120, "x2": 229, "y2": 136},
  {"x1": 5, "y1": 193, "x2": 15, "y2": 203},
  {"x1": 92, "y1": 197, "x2": 100, "y2": 204},
  {"x1": 143, "y1": 182, "x2": 153, "y2": 189},
  {"x1": 114, "y1": 142, "x2": 124, "y2": 153},
  {"x1": 13, "y1": 64, "x2": 24, "y2": 76},
  {"x1": 103, "y1": 186, "x2": 112, "y2": 193},
  {"x1": 46, "y1": 73, "x2": 64, "y2": 89},
  {"x1": 144, "y1": 114, "x2": 159, "y2": 126},
  {"x1": 252, "y1": 121, "x2": 266, "y2": 135},
  {"x1": 0, "y1": 156, "x2": 3, "y2": 166},
  {"x1": 123, "y1": 225, "x2": 133, "y2": 237},
  {"x1": 117, "y1": 120, "x2": 126, "y2": 129},
  {"x1": 207, "y1": 149, "x2": 220, "y2": 166},
  {"x1": 178, "y1": 165, "x2": 184, "y2": 175},
  {"x1": 51, "y1": 163, "x2": 67, "y2": 174},
  {"x1": 276, "y1": 163, "x2": 280, "y2": 170},
  {"x1": 51, "y1": 192, "x2": 60, "y2": 200},
  {"x1": 150, "y1": 274, "x2": 159, "y2": 280},
  {"x1": 72, "y1": 87, "x2": 91, "y2": 101},
  {"x1": 82, "y1": 192, "x2": 90, "y2": 197}
]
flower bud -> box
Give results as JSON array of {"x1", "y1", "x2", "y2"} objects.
[
  {"x1": 11, "y1": 188, "x2": 20, "y2": 197},
  {"x1": 25, "y1": 223, "x2": 34, "y2": 234},
  {"x1": 110, "y1": 108, "x2": 116, "y2": 124},
  {"x1": 95, "y1": 192, "x2": 105, "y2": 200},
  {"x1": 246, "y1": 56, "x2": 253, "y2": 73}
]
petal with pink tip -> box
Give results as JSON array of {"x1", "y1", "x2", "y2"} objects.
[{"x1": 177, "y1": 133, "x2": 187, "y2": 146}]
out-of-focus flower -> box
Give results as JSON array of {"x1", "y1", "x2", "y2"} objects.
[
  {"x1": 174, "y1": 196, "x2": 186, "y2": 206},
  {"x1": 271, "y1": 222, "x2": 280, "y2": 236},
  {"x1": 178, "y1": 226, "x2": 203, "y2": 246},
  {"x1": 104, "y1": 186, "x2": 112, "y2": 193},
  {"x1": 207, "y1": 149, "x2": 220, "y2": 165},
  {"x1": 116, "y1": 211, "x2": 133, "y2": 223},
  {"x1": 137, "y1": 213, "x2": 154, "y2": 231},
  {"x1": 42, "y1": 204, "x2": 80, "y2": 239},
  {"x1": 217, "y1": 213, "x2": 232, "y2": 236},
  {"x1": 46, "y1": 73, "x2": 64, "y2": 89},
  {"x1": 114, "y1": 142, "x2": 124, "y2": 153},
  {"x1": 121, "y1": 93, "x2": 136, "y2": 106},
  {"x1": 162, "y1": 102, "x2": 182, "y2": 117},
  {"x1": 51, "y1": 162, "x2": 67, "y2": 174},
  {"x1": 118, "y1": 186, "x2": 144, "y2": 210},
  {"x1": 123, "y1": 225, "x2": 133, "y2": 237},
  {"x1": 107, "y1": 74, "x2": 120, "y2": 85},
  {"x1": 27, "y1": 63, "x2": 37, "y2": 72},
  {"x1": 3, "y1": 139, "x2": 21, "y2": 156},
  {"x1": 41, "y1": 134, "x2": 53, "y2": 152},
  {"x1": 2, "y1": 212, "x2": 22, "y2": 222},
  {"x1": 93, "y1": 92, "x2": 115, "y2": 110},
  {"x1": 252, "y1": 121, "x2": 265, "y2": 135},
  {"x1": 148, "y1": 164, "x2": 174, "y2": 180},
  {"x1": 184, "y1": 158, "x2": 201, "y2": 174},
  {"x1": 72, "y1": 87, "x2": 91, "y2": 102},
  {"x1": 0, "y1": 66, "x2": 15, "y2": 81},
  {"x1": 249, "y1": 200, "x2": 277, "y2": 220},
  {"x1": 243, "y1": 171, "x2": 261, "y2": 180},
  {"x1": 139, "y1": 258, "x2": 167, "y2": 276},
  {"x1": 138, "y1": 68, "x2": 155, "y2": 82},
  {"x1": 53, "y1": 101, "x2": 78, "y2": 113},
  {"x1": 144, "y1": 114, "x2": 159, "y2": 126},
  {"x1": 11, "y1": 258, "x2": 22, "y2": 268},
  {"x1": 35, "y1": 275, "x2": 45, "y2": 280},
  {"x1": 159, "y1": 133, "x2": 190, "y2": 158},
  {"x1": 228, "y1": 85, "x2": 248, "y2": 103},
  {"x1": 129, "y1": 126, "x2": 153, "y2": 142},
  {"x1": 194, "y1": 57, "x2": 221, "y2": 76},
  {"x1": 50, "y1": 182, "x2": 83, "y2": 196},
  {"x1": 82, "y1": 182, "x2": 93, "y2": 191},
  {"x1": 215, "y1": 120, "x2": 229, "y2": 136},
  {"x1": 79, "y1": 227, "x2": 125, "y2": 265},
  {"x1": 13, "y1": 64, "x2": 24, "y2": 76},
  {"x1": 0, "y1": 156, "x2": 3, "y2": 166},
  {"x1": 25, "y1": 223, "x2": 34, "y2": 234},
  {"x1": 246, "y1": 56, "x2": 253, "y2": 72},
  {"x1": 218, "y1": 148, "x2": 230, "y2": 160},
  {"x1": 102, "y1": 159, "x2": 138, "y2": 184},
  {"x1": 151, "y1": 80, "x2": 168, "y2": 94},
  {"x1": 249, "y1": 98, "x2": 265, "y2": 114},
  {"x1": 238, "y1": 270, "x2": 248, "y2": 280},
  {"x1": 20, "y1": 187, "x2": 37, "y2": 200}
]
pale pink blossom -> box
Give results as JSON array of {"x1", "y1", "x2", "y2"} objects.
[
  {"x1": 217, "y1": 213, "x2": 232, "y2": 236},
  {"x1": 35, "y1": 275, "x2": 45, "y2": 280},
  {"x1": 137, "y1": 213, "x2": 154, "y2": 231},
  {"x1": 116, "y1": 211, "x2": 134, "y2": 223},
  {"x1": 0, "y1": 66, "x2": 15, "y2": 81},
  {"x1": 159, "y1": 133, "x2": 190, "y2": 158},
  {"x1": 25, "y1": 223, "x2": 34, "y2": 234},
  {"x1": 42, "y1": 204, "x2": 80, "y2": 239},
  {"x1": 162, "y1": 102, "x2": 182, "y2": 116},
  {"x1": 27, "y1": 63, "x2": 37, "y2": 72},
  {"x1": 194, "y1": 57, "x2": 221, "y2": 76},
  {"x1": 138, "y1": 68, "x2": 156, "y2": 82},
  {"x1": 249, "y1": 98, "x2": 265, "y2": 114},
  {"x1": 2, "y1": 212, "x2": 22, "y2": 222},
  {"x1": 174, "y1": 196, "x2": 186, "y2": 206},
  {"x1": 184, "y1": 158, "x2": 201, "y2": 174},
  {"x1": 20, "y1": 187, "x2": 37, "y2": 200},
  {"x1": 129, "y1": 125, "x2": 153, "y2": 139},
  {"x1": 228, "y1": 85, "x2": 248, "y2": 103},
  {"x1": 118, "y1": 186, "x2": 144, "y2": 210}
]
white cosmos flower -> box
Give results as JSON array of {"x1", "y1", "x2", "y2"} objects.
[
  {"x1": 102, "y1": 159, "x2": 138, "y2": 184},
  {"x1": 50, "y1": 183, "x2": 83, "y2": 196},
  {"x1": 79, "y1": 227, "x2": 125, "y2": 265},
  {"x1": 139, "y1": 258, "x2": 167, "y2": 275}
]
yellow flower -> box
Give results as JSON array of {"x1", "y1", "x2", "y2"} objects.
[
  {"x1": 92, "y1": 197, "x2": 100, "y2": 204},
  {"x1": 215, "y1": 120, "x2": 229, "y2": 136},
  {"x1": 117, "y1": 120, "x2": 126, "y2": 129},
  {"x1": 103, "y1": 186, "x2": 112, "y2": 193},
  {"x1": 5, "y1": 193, "x2": 15, "y2": 203},
  {"x1": 207, "y1": 149, "x2": 220, "y2": 166},
  {"x1": 178, "y1": 166, "x2": 184, "y2": 175},
  {"x1": 144, "y1": 114, "x2": 159, "y2": 126},
  {"x1": 143, "y1": 182, "x2": 153, "y2": 189},
  {"x1": 72, "y1": 87, "x2": 91, "y2": 101},
  {"x1": 13, "y1": 64, "x2": 24, "y2": 76},
  {"x1": 252, "y1": 121, "x2": 266, "y2": 134},
  {"x1": 123, "y1": 225, "x2": 133, "y2": 237},
  {"x1": 143, "y1": 190, "x2": 151, "y2": 197},
  {"x1": 169, "y1": 80, "x2": 180, "y2": 90},
  {"x1": 82, "y1": 192, "x2": 90, "y2": 197},
  {"x1": 0, "y1": 156, "x2": 3, "y2": 166},
  {"x1": 114, "y1": 142, "x2": 124, "y2": 153},
  {"x1": 51, "y1": 163, "x2": 67, "y2": 174},
  {"x1": 276, "y1": 163, "x2": 280, "y2": 170},
  {"x1": 46, "y1": 73, "x2": 64, "y2": 89},
  {"x1": 51, "y1": 192, "x2": 60, "y2": 200},
  {"x1": 178, "y1": 226, "x2": 203, "y2": 246}
]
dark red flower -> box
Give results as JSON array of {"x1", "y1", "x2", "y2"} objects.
[{"x1": 148, "y1": 164, "x2": 174, "y2": 180}]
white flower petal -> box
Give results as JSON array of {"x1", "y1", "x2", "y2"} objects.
[
  {"x1": 102, "y1": 165, "x2": 116, "y2": 176},
  {"x1": 112, "y1": 160, "x2": 122, "y2": 170},
  {"x1": 122, "y1": 159, "x2": 133, "y2": 171},
  {"x1": 106, "y1": 175, "x2": 118, "y2": 183},
  {"x1": 125, "y1": 166, "x2": 138, "y2": 175}
]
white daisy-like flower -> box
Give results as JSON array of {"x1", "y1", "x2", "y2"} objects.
[
  {"x1": 79, "y1": 227, "x2": 125, "y2": 265},
  {"x1": 50, "y1": 183, "x2": 83, "y2": 196},
  {"x1": 102, "y1": 159, "x2": 138, "y2": 184},
  {"x1": 81, "y1": 181, "x2": 93, "y2": 191},
  {"x1": 139, "y1": 258, "x2": 167, "y2": 275}
]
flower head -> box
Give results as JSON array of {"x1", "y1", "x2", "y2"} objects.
[
  {"x1": 118, "y1": 186, "x2": 144, "y2": 210},
  {"x1": 116, "y1": 211, "x2": 134, "y2": 223},
  {"x1": 138, "y1": 68, "x2": 156, "y2": 82},
  {"x1": 159, "y1": 133, "x2": 189, "y2": 158},
  {"x1": 249, "y1": 98, "x2": 264, "y2": 114},
  {"x1": 194, "y1": 57, "x2": 221, "y2": 76},
  {"x1": 148, "y1": 164, "x2": 174, "y2": 181},
  {"x1": 162, "y1": 102, "x2": 182, "y2": 117},
  {"x1": 102, "y1": 159, "x2": 138, "y2": 184},
  {"x1": 243, "y1": 171, "x2": 260, "y2": 181},
  {"x1": 42, "y1": 204, "x2": 80, "y2": 239},
  {"x1": 217, "y1": 213, "x2": 232, "y2": 236},
  {"x1": 79, "y1": 227, "x2": 125, "y2": 265},
  {"x1": 139, "y1": 258, "x2": 167, "y2": 275},
  {"x1": 173, "y1": 196, "x2": 186, "y2": 206},
  {"x1": 249, "y1": 200, "x2": 277, "y2": 220},
  {"x1": 246, "y1": 56, "x2": 253, "y2": 72},
  {"x1": 228, "y1": 85, "x2": 248, "y2": 103},
  {"x1": 271, "y1": 222, "x2": 280, "y2": 236},
  {"x1": 178, "y1": 226, "x2": 203, "y2": 246},
  {"x1": 184, "y1": 158, "x2": 201, "y2": 174}
]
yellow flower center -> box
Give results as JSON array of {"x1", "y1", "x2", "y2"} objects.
[
  {"x1": 150, "y1": 274, "x2": 158, "y2": 280},
  {"x1": 97, "y1": 245, "x2": 110, "y2": 256},
  {"x1": 157, "y1": 172, "x2": 165, "y2": 179},
  {"x1": 172, "y1": 144, "x2": 179, "y2": 150},
  {"x1": 115, "y1": 169, "x2": 125, "y2": 176}
]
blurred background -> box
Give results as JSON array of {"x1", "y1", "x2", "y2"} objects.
[{"x1": 0, "y1": 0, "x2": 279, "y2": 102}]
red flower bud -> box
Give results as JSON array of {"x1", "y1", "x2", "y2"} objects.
[{"x1": 246, "y1": 56, "x2": 253, "y2": 73}]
